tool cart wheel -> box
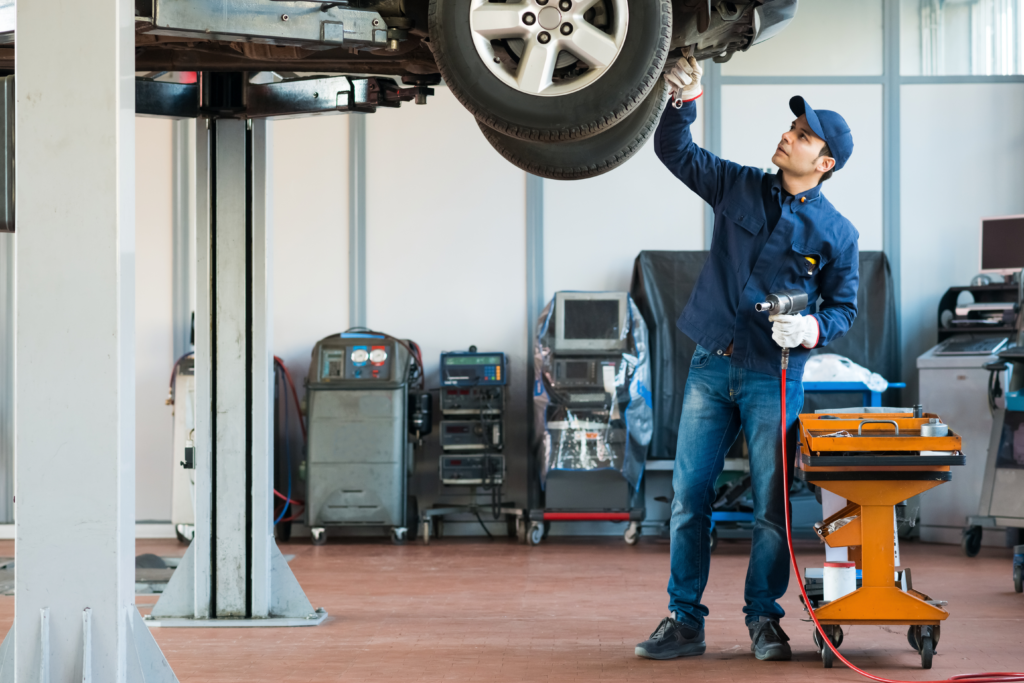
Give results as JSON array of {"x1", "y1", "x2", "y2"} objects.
[
  {"x1": 908, "y1": 625, "x2": 940, "y2": 663},
  {"x1": 624, "y1": 521, "x2": 641, "y2": 545},
  {"x1": 311, "y1": 527, "x2": 327, "y2": 546},
  {"x1": 528, "y1": 521, "x2": 544, "y2": 546},
  {"x1": 822, "y1": 643, "x2": 834, "y2": 668},
  {"x1": 920, "y1": 634, "x2": 934, "y2": 669},
  {"x1": 1014, "y1": 564, "x2": 1023, "y2": 593},
  {"x1": 709, "y1": 527, "x2": 718, "y2": 553},
  {"x1": 813, "y1": 625, "x2": 843, "y2": 668},
  {"x1": 391, "y1": 527, "x2": 408, "y2": 544},
  {"x1": 962, "y1": 525, "x2": 983, "y2": 557}
]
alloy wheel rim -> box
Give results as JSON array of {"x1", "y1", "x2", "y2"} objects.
[{"x1": 469, "y1": 0, "x2": 629, "y2": 97}]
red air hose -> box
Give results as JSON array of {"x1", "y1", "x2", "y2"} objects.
[{"x1": 780, "y1": 366, "x2": 1024, "y2": 683}]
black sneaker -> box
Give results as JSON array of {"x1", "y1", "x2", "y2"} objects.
[
  {"x1": 748, "y1": 617, "x2": 792, "y2": 661},
  {"x1": 635, "y1": 617, "x2": 706, "y2": 660}
]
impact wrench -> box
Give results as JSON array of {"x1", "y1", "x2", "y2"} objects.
[{"x1": 757, "y1": 289, "x2": 1024, "y2": 683}]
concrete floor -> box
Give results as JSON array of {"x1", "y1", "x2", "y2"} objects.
[{"x1": 0, "y1": 536, "x2": 1020, "y2": 681}]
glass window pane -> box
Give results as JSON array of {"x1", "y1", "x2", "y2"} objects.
[
  {"x1": 901, "y1": 0, "x2": 1024, "y2": 75},
  {"x1": 722, "y1": 0, "x2": 883, "y2": 76}
]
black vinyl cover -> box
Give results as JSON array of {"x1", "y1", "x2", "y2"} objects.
[{"x1": 630, "y1": 250, "x2": 898, "y2": 461}]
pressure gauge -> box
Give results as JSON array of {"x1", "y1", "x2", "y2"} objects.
[
  {"x1": 369, "y1": 347, "x2": 388, "y2": 364},
  {"x1": 350, "y1": 348, "x2": 369, "y2": 364}
]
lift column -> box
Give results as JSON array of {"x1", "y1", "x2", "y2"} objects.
[{"x1": 150, "y1": 74, "x2": 322, "y2": 626}]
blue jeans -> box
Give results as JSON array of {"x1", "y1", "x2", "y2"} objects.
[{"x1": 667, "y1": 345, "x2": 803, "y2": 629}]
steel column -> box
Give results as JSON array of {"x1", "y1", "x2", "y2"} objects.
[
  {"x1": 150, "y1": 113, "x2": 321, "y2": 627},
  {"x1": 349, "y1": 114, "x2": 367, "y2": 327},
  {"x1": 172, "y1": 120, "x2": 196, "y2": 361},
  {"x1": 7, "y1": 0, "x2": 176, "y2": 677}
]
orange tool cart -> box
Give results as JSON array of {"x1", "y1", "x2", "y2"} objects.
[{"x1": 795, "y1": 410, "x2": 964, "y2": 669}]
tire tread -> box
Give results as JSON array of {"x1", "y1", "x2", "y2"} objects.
[{"x1": 476, "y1": 79, "x2": 668, "y2": 179}]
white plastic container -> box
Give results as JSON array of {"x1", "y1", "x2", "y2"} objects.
[{"x1": 823, "y1": 561, "x2": 857, "y2": 602}]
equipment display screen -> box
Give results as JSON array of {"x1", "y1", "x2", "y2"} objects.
[
  {"x1": 982, "y1": 216, "x2": 1024, "y2": 271},
  {"x1": 446, "y1": 355, "x2": 502, "y2": 366},
  {"x1": 565, "y1": 361, "x2": 590, "y2": 380},
  {"x1": 564, "y1": 300, "x2": 620, "y2": 340}
]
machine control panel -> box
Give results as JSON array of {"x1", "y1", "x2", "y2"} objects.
[
  {"x1": 320, "y1": 341, "x2": 394, "y2": 381},
  {"x1": 440, "y1": 386, "x2": 504, "y2": 414},
  {"x1": 440, "y1": 454, "x2": 505, "y2": 486},
  {"x1": 552, "y1": 356, "x2": 621, "y2": 389},
  {"x1": 441, "y1": 351, "x2": 507, "y2": 386},
  {"x1": 439, "y1": 420, "x2": 503, "y2": 450}
]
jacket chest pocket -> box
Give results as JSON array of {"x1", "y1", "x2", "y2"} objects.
[
  {"x1": 791, "y1": 244, "x2": 826, "y2": 279},
  {"x1": 713, "y1": 202, "x2": 765, "y2": 274}
]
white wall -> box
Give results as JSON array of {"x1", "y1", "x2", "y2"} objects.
[
  {"x1": 364, "y1": 88, "x2": 530, "y2": 515},
  {"x1": 543, "y1": 100, "x2": 705, "y2": 299},
  {"x1": 724, "y1": 0, "x2": 884, "y2": 76},
  {"x1": 135, "y1": 117, "x2": 174, "y2": 522},
  {"x1": 721, "y1": 84, "x2": 884, "y2": 251},
  {"x1": 900, "y1": 83, "x2": 1024, "y2": 399},
  {"x1": 271, "y1": 115, "x2": 350, "y2": 393}
]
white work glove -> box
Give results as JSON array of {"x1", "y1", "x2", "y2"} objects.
[
  {"x1": 770, "y1": 313, "x2": 819, "y2": 349},
  {"x1": 666, "y1": 56, "x2": 703, "y2": 108}
]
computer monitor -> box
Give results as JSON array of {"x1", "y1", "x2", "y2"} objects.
[
  {"x1": 553, "y1": 291, "x2": 629, "y2": 354},
  {"x1": 980, "y1": 215, "x2": 1024, "y2": 276}
]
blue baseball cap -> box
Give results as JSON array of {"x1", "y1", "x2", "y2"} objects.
[{"x1": 789, "y1": 96, "x2": 853, "y2": 171}]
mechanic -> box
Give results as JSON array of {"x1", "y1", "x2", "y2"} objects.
[{"x1": 634, "y1": 56, "x2": 860, "y2": 662}]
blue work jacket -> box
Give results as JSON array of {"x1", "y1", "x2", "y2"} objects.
[{"x1": 653, "y1": 101, "x2": 860, "y2": 380}]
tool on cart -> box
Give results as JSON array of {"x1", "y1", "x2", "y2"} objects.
[{"x1": 760, "y1": 292, "x2": 1024, "y2": 682}]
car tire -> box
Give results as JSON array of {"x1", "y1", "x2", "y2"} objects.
[
  {"x1": 429, "y1": 0, "x2": 670, "y2": 142},
  {"x1": 476, "y1": 77, "x2": 668, "y2": 179}
]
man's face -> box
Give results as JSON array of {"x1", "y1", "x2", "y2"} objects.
[{"x1": 771, "y1": 114, "x2": 834, "y2": 179}]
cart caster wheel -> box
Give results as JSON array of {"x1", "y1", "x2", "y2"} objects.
[
  {"x1": 962, "y1": 525, "x2": 983, "y2": 557},
  {"x1": 624, "y1": 521, "x2": 640, "y2": 545},
  {"x1": 921, "y1": 634, "x2": 934, "y2": 669},
  {"x1": 516, "y1": 517, "x2": 526, "y2": 543},
  {"x1": 421, "y1": 521, "x2": 431, "y2": 545},
  {"x1": 814, "y1": 625, "x2": 843, "y2": 657},
  {"x1": 909, "y1": 625, "x2": 940, "y2": 657},
  {"x1": 822, "y1": 643, "x2": 834, "y2": 668},
  {"x1": 528, "y1": 522, "x2": 544, "y2": 546},
  {"x1": 391, "y1": 527, "x2": 407, "y2": 544},
  {"x1": 709, "y1": 527, "x2": 718, "y2": 553},
  {"x1": 1014, "y1": 564, "x2": 1023, "y2": 593},
  {"x1": 311, "y1": 527, "x2": 327, "y2": 546}
]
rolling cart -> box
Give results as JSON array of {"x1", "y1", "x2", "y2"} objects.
[{"x1": 796, "y1": 410, "x2": 965, "y2": 669}]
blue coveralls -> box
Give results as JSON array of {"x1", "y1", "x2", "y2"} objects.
[{"x1": 653, "y1": 100, "x2": 860, "y2": 628}]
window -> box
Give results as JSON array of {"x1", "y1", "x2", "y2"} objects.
[{"x1": 902, "y1": 0, "x2": 1024, "y2": 76}]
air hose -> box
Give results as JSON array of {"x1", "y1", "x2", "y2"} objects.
[{"x1": 779, "y1": 349, "x2": 1024, "y2": 683}]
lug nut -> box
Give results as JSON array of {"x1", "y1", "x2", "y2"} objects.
[
  {"x1": 537, "y1": 0, "x2": 549, "y2": 6},
  {"x1": 538, "y1": 31, "x2": 551, "y2": 43},
  {"x1": 559, "y1": 0, "x2": 571, "y2": 10},
  {"x1": 560, "y1": 22, "x2": 572, "y2": 34},
  {"x1": 523, "y1": 11, "x2": 536, "y2": 25}
]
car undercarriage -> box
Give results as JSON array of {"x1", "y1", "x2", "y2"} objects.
[{"x1": 0, "y1": 0, "x2": 797, "y2": 179}]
